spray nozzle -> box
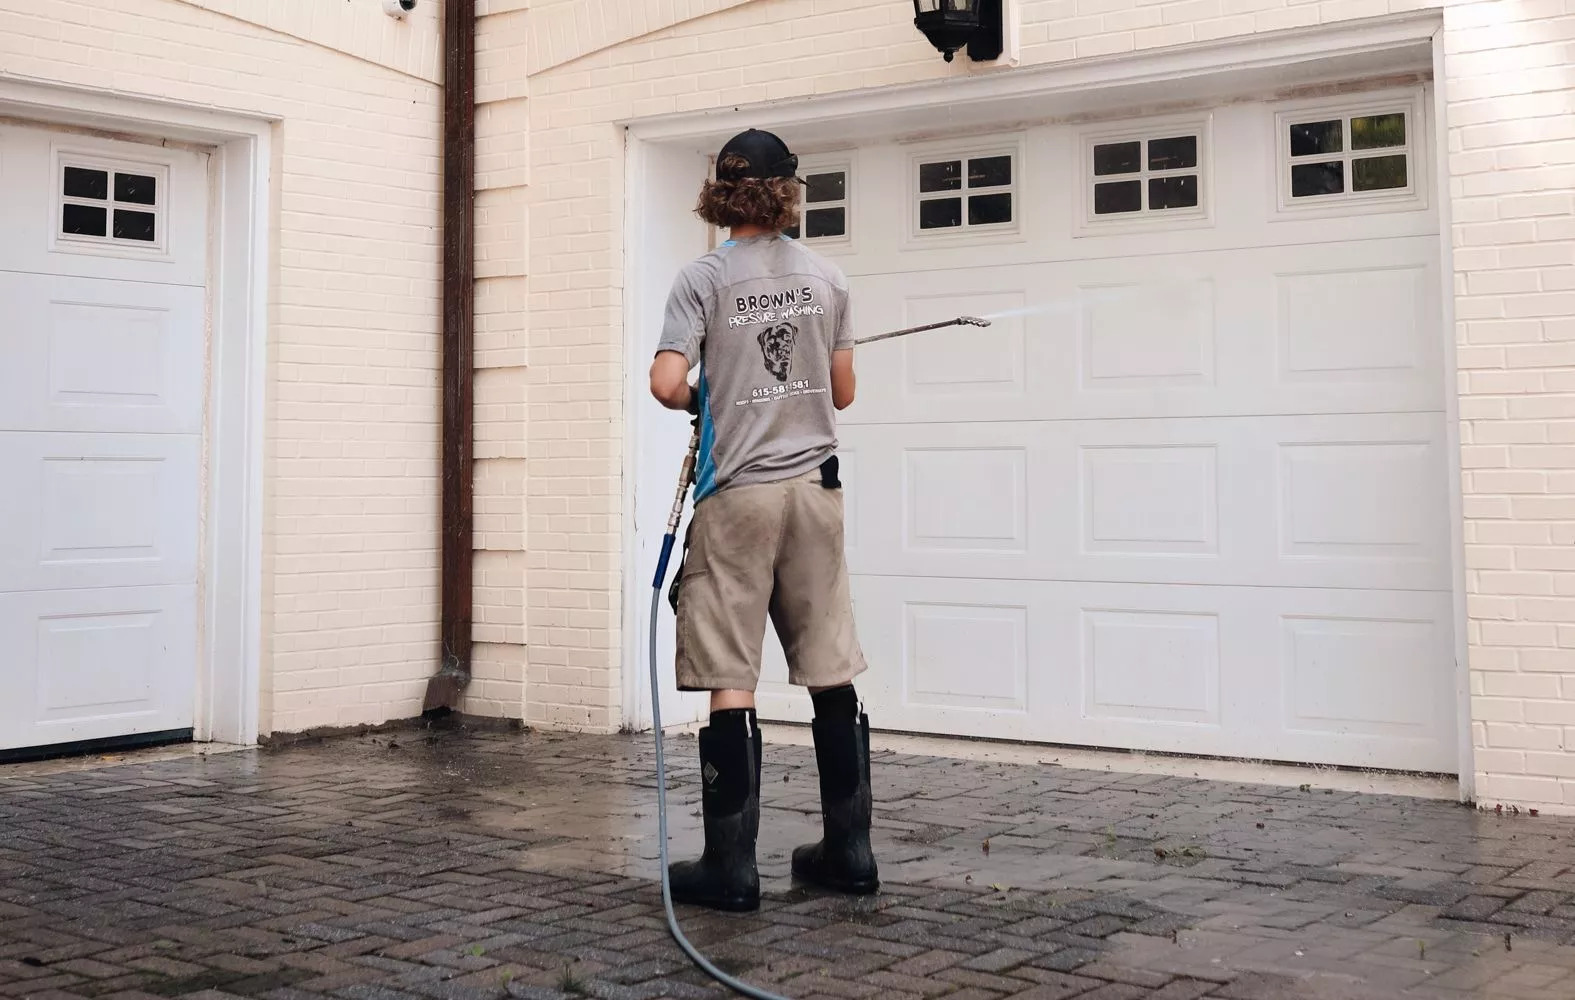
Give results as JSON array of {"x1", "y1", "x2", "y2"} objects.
[{"x1": 957, "y1": 315, "x2": 991, "y2": 327}]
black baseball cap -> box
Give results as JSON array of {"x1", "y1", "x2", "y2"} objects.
[{"x1": 716, "y1": 128, "x2": 802, "y2": 182}]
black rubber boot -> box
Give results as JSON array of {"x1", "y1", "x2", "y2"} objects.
[
  {"x1": 669, "y1": 709, "x2": 761, "y2": 912},
  {"x1": 792, "y1": 691, "x2": 879, "y2": 895}
]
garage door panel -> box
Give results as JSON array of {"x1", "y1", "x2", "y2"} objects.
[
  {"x1": 845, "y1": 575, "x2": 1455, "y2": 771},
  {"x1": 0, "y1": 124, "x2": 207, "y2": 287},
  {"x1": 1075, "y1": 412, "x2": 1452, "y2": 591},
  {"x1": 843, "y1": 413, "x2": 1450, "y2": 592},
  {"x1": 901, "y1": 290, "x2": 1029, "y2": 398},
  {"x1": 0, "y1": 584, "x2": 197, "y2": 751},
  {"x1": 844, "y1": 575, "x2": 1045, "y2": 741},
  {"x1": 0, "y1": 274, "x2": 205, "y2": 434},
  {"x1": 844, "y1": 239, "x2": 1441, "y2": 426},
  {"x1": 1276, "y1": 264, "x2": 1434, "y2": 387},
  {"x1": 0, "y1": 433, "x2": 201, "y2": 593},
  {"x1": 1061, "y1": 586, "x2": 1456, "y2": 771},
  {"x1": 841, "y1": 422, "x2": 1044, "y2": 584}
]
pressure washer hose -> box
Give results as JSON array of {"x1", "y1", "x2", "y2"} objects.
[
  {"x1": 646, "y1": 316, "x2": 989, "y2": 998},
  {"x1": 649, "y1": 426, "x2": 791, "y2": 1000}
]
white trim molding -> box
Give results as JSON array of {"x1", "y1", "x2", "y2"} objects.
[
  {"x1": 621, "y1": 12, "x2": 1442, "y2": 141},
  {"x1": 0, "y1": 76, "x2": 274, "y2": 747},
  {"x1": 1428, "y1": 38, "x2": 1472, "y2": 804}
]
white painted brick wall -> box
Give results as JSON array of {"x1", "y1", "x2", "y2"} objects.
[
  {"x1": 1445, "y1": 0, "x2": 1575, "y2": 813},
  {"x1": 2, "y1": 0, "x2": 446, "y2": 735},
  {"x1": 469, "y1": 4, "x2": 532, "y2": 724},
  {"x1": 177, "y1": 0, "x2": 446, "y2": 82},
  {"x1": 508, "y1": 0, "x2": 1575, "y2": 813}
]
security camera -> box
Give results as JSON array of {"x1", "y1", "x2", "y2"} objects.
[{"x1": 382, "y1": 0, "x2": 417, "y2": 18}]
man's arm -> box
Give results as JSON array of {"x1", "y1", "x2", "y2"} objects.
[
  {"x1": 831, "y1": 349, "x2": 855, "y2": 410},
  {"x1": 650, "y1": 350, "x2": 697, "y2": 413},
  {"x1": 652, "y1": 263, "x2": 706, "y2": 414}
]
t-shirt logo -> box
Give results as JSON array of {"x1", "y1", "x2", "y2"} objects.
[{"x1": 757, "y1": 321, "x2": 797, "y2": 383}]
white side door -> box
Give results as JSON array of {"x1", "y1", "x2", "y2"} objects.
[{"x1": 0, "y1": 124, "x2": 207, "y2": 752}]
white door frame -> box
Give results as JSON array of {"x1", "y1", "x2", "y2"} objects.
[
  {"x1": 618, "y1": 13, "x2": 1471, "y2": 796},
  {"x1": 1430, "y1": 32, "x2": 1471, "y2": 803},
  {"x1": 0, "y1": 77, "x2": 272, "y2": 747}
]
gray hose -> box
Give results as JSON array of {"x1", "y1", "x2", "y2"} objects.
[{"x1": 649, "y1": 584, "x2": 792, "y2": 1000}]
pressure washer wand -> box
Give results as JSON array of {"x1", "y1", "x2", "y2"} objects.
[{"x1": 853, "y1": 314, "x2": 991, "y2": 346}]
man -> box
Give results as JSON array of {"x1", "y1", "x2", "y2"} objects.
[{"x1": 649, "y1": 128, "x2": 878, "y2": 913}]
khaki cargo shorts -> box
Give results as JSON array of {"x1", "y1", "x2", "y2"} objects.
[{"x1": 675, "y1": 471, "x2": 867, "y2": 692}]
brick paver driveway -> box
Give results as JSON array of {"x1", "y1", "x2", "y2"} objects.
[{"x1": 5, "y1": 727, "x2": 1575, "y2": 1000}]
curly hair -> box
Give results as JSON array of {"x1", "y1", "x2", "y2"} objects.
[{"x1": 695, "y1": 154, "x2": 801, "y2": 231}]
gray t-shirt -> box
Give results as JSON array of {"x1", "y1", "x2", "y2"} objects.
[{"x1": 657, "y1": 234, "x2": 853, "y2": 501}]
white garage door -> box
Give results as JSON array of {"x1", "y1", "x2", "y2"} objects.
[
  {"x1": 0, "y1": 124, "x2": 206, "y2": 754},
  {"x1": 755, "y1": 89, "x2": 1458, "y2": 773}
]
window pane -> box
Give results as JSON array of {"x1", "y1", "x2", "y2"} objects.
[
  {"x1": 918, "y1": 197, "x2": 962, "y2": 229},
  {"x1": 919, "y1": 160, "x2": 962, "y2": 193},
  {"x1": 1290, "y1": 161, "x2": 1345, "y2": 197},
  {"x1": 1351, "y1": 114, "x2": 1405, "y2": 150},
  {"x1": 1148, "y1": 136, "x2": 1197, "y2": 171},
  {"x1": 968, "y1": 155, "x2": 1011, "y2": 188},
  {"x1": 967, "y1": 193, "x2": 1012, "y2": 226},
  {"x1": 805, "y1": 207, "x2": 846, "y2": 239},
  {"x1": 1093, "y1": 142, "x2": 1141, "y2": 176},
  {"x1": 62, "y1": 203, "x2": 107, "y2": 236},
  {"x1": 1093, "y1": 180, "x2": 1142, "y2": 214},
  {"x1": 1289, "y1": 120, "x2": 1343, "y2": 157},
  {"x1": 805, "y1": 171, "x2": 845, "y2": 204},
  {"x1": 114, "y1": 173, "x2": 158, "y2": 205},
  {"x1": 1352, "y1": 154, "x2": 1407, "y2": 192},
  {"x1": 113, "y1": 210, "x2": 157, "y2": 242},
  {"x1": 1148, "y1": 174, "x2": 1198, "y2": 210},
  {"x1": 63, "y1": 167, "x2": 109, "y2": 200}
]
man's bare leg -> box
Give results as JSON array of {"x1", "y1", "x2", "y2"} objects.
[{"x1": 709, "y1": 689, "x2": 755, "y2": 712}]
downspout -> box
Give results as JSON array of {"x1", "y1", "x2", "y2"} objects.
[{"x1": 424, "y1": 0, "x2": 476, "y2": 714}]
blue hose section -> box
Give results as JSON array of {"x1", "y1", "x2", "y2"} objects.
[
  {"x1": 650, "y1": 531, "x2": 791, "y2": 1000},
  {"x1": 653, "y1": 534, "x2": 676, "y2": 588}
]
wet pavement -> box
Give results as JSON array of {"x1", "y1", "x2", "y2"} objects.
[{"x1": 4, "y1": 726, "x2": 1575, "y2": 1000}]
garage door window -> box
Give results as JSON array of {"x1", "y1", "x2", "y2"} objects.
[
  {"x1": 784, "y1": 166, "x2": 850, "y2": 245},
  {"x1": 1274, "y1": 94, "x2": 1422, "y2": 215},
  {"x1": 913, "y1": 150, "x2": 1015, "y2": 236},
  {"x1": 57, "y1": 156, "x2": 167, "y2": 253},
  {"x1": 1079, "y1": 120, "x2": 1207, "y2": 229}
]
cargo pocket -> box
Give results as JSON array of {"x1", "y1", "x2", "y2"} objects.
[{"x1": 673, "y1": 514, "x2": 713, "y2": 689}]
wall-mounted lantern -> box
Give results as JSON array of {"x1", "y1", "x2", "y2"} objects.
[{"x1": 912, "y1": 0, "x2": 1003, "y2": 63}]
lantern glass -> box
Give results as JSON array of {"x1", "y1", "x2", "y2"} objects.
[
  {"x1": 944, "y1": 0, "x2": 977, "y2": 10},
  {"x1": 914, "y1": 0, "x2": 941, "y2": 11}
]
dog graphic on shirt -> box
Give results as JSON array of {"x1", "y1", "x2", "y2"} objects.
[{"x1": 757, "y1": 321, "x2": 797, "y2": 383}]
